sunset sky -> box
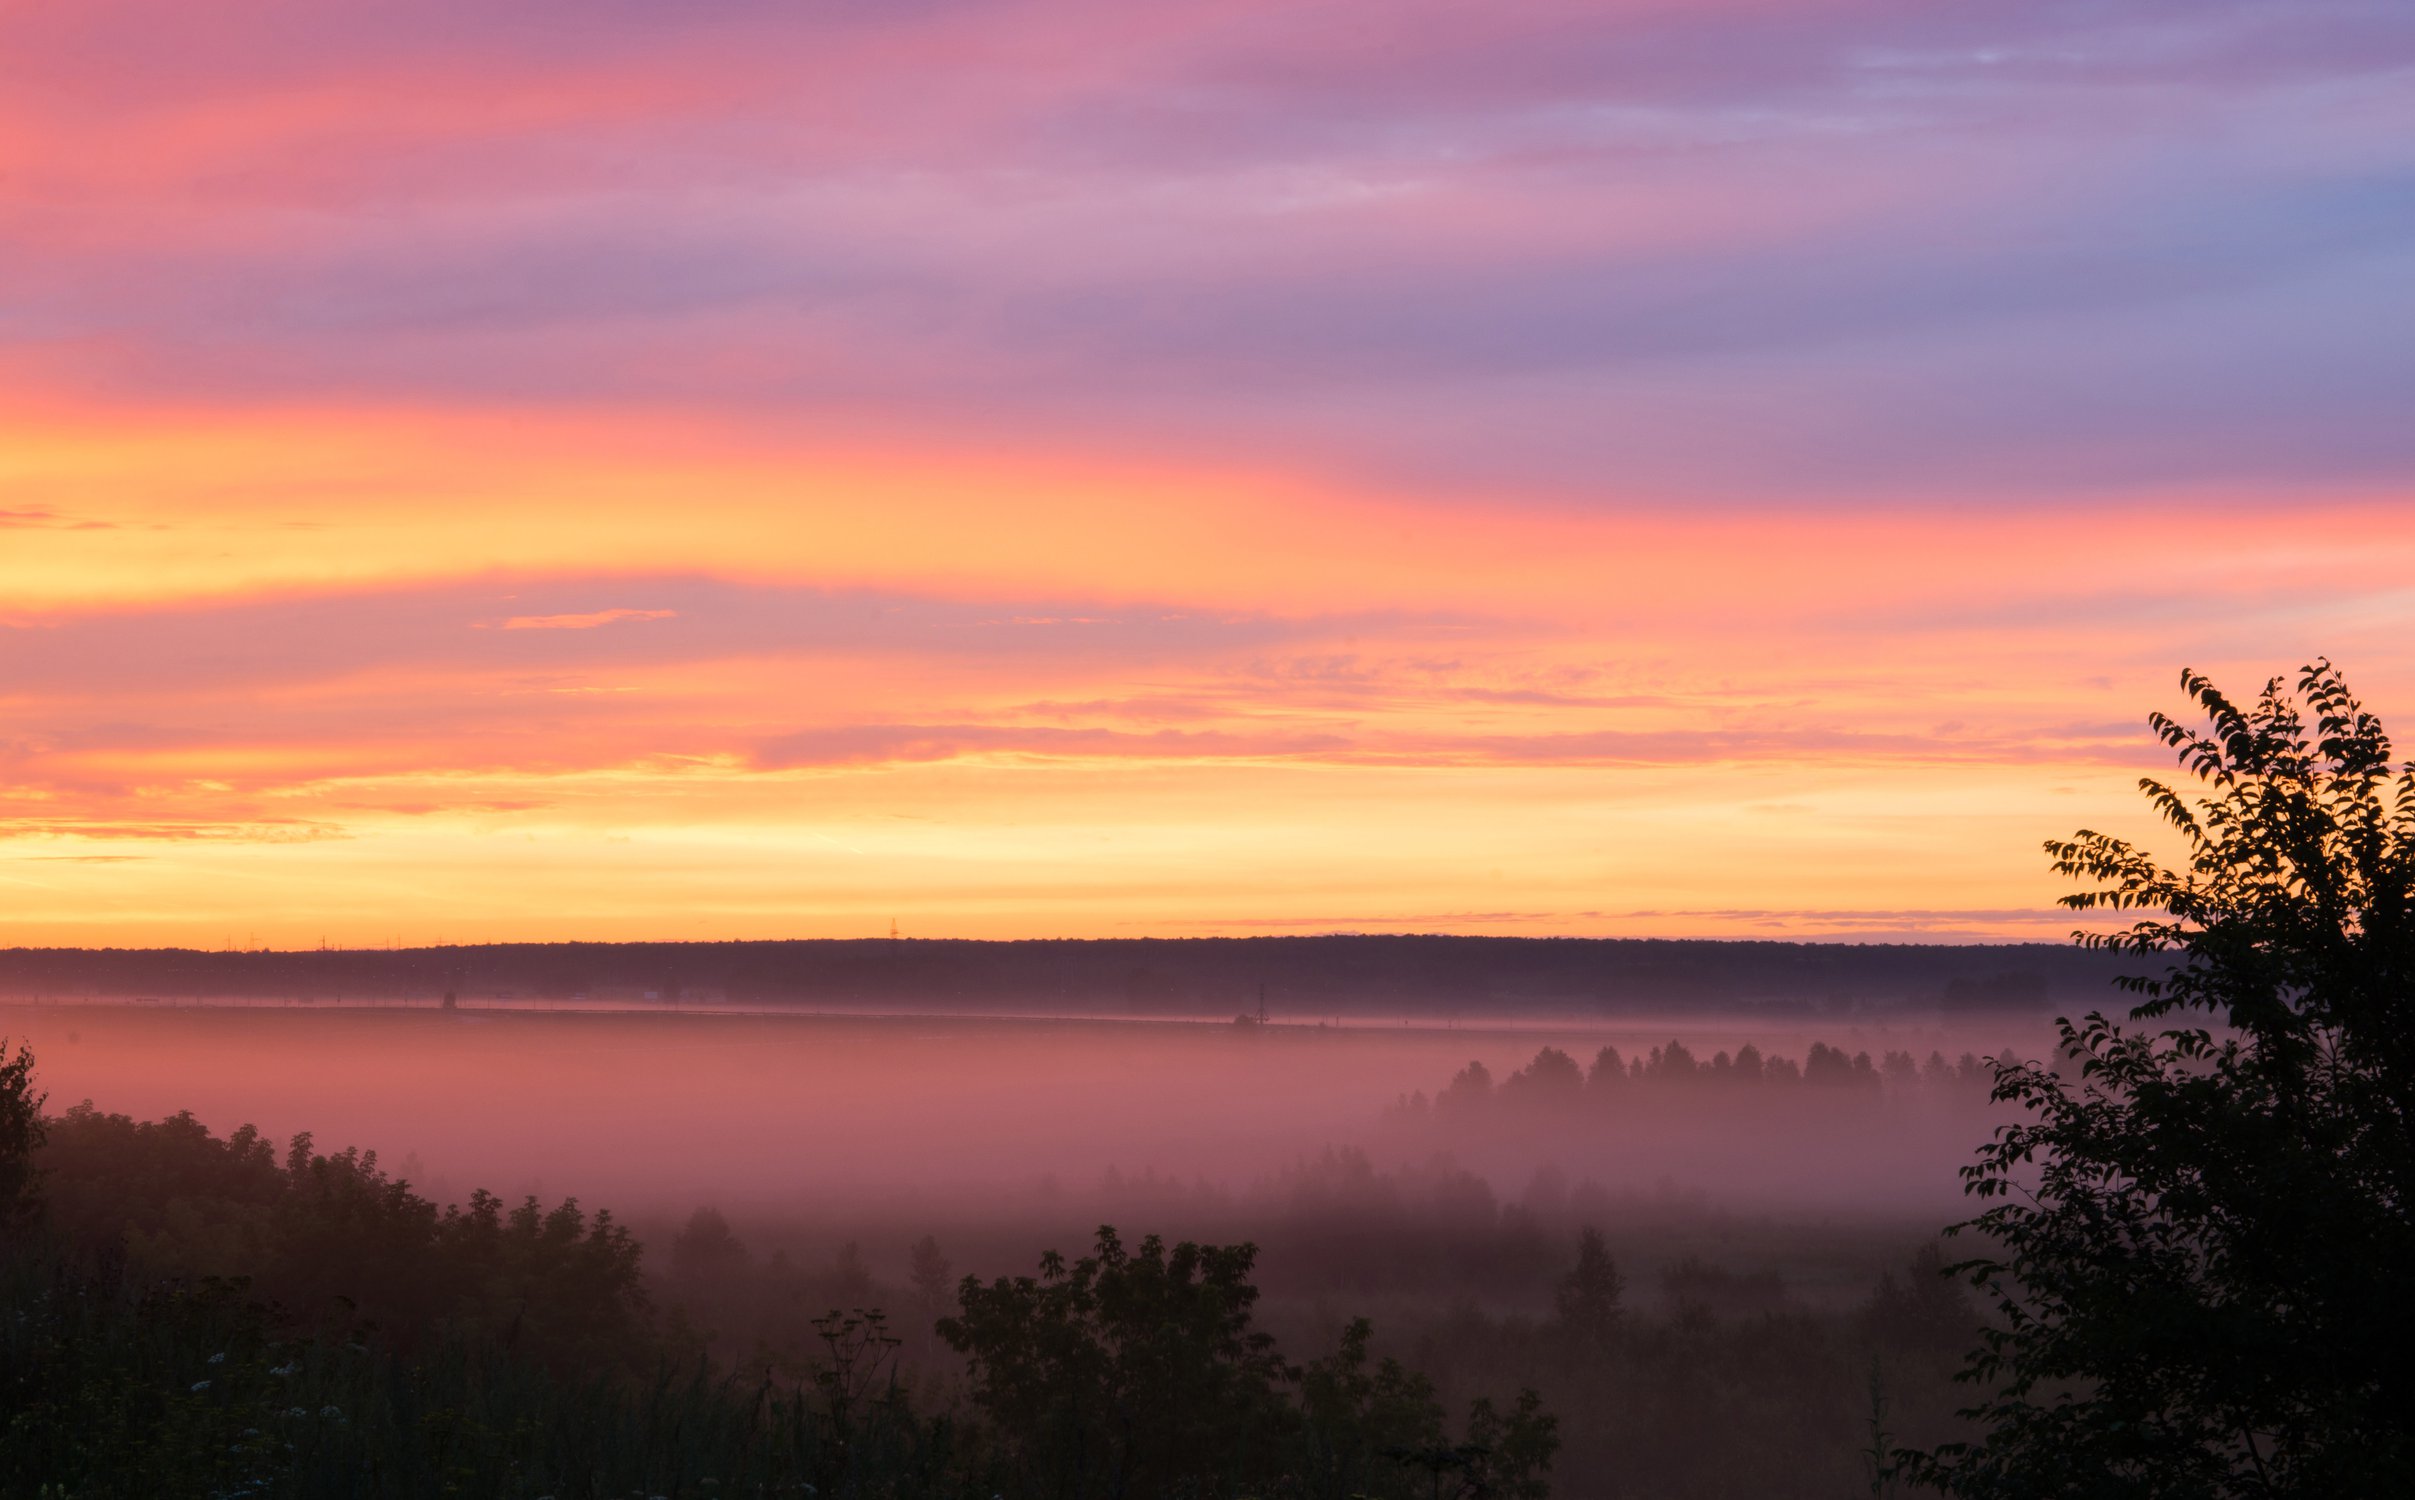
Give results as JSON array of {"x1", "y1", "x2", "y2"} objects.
[{"x1": 4, "y1": 0, "x2": 2413, "y2": 947}]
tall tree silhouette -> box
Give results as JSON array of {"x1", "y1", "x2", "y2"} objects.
[
  {"x1": 1905, "y1": 663, "x2": 2415, "y2": 1497},
  {"x1": 0, "y1": 1040, "x2": 41, "y2": 1237},
  {"x1": 907, "y1": 1233, "x2": 952, "y2": 1356},
  {"x1": 1552, "y1": 1227, "x2": 1624, "y2": 1352}
]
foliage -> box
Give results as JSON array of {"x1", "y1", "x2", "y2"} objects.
[
  {"x1": 1551, "y1": 1228, "x2": 1624, "y2": 1352},
  {"x1": 3, "y1": 1068, "x2": 975, "y2": 1497},
  {"x1": 671, "y1": 1206, "x2": 750, "y2": 1282},
  {"x1": 35, "y1": 1103, "x2": 653, "y2": 1372},
  {"x1": 940, "y1": 1226, "x2": 1300, "y2": 1497},
  {"x1": 1903, "y1": 663, "x2": 2415, "y2": 1497},
  {"x1": 1298, "y1": 1318, "x2": 1449, "y2": 1498},
  {"x1": 5, "y1": 1067, "x2": 1561, "y2": 1498},
  {"x1": 0, "y1": 1040, "x2": 40, "y2": 1238},
  {"x1": 942, "y1": 1226, "x2": 1558, "y2": 1499},
  {"x1": 1457, "y1": 1391, "x2": 1559, "y2": 1500},
  {"x1": 1407, "y1": 1237, "x2": 1971, "y2": 1500},
  {"x1": 0, "y1": 1247, "x2": 972, "y2": 1500}
]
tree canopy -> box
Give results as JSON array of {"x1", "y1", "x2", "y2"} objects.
[
  {"x1": 1907, "y1": 662, "x2": 2415, "y2": 1497},
  {"x1": 940, "y1": 1225, "x2": 1557, "y2": 1500}
]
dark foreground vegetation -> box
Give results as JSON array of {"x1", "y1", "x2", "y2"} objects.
[
  {"x1": 1892, "y1": 664, "x2": 2415, "y2": 1498},
  {"x1": 1, "y1": 1066, "x2": 1996, "y2": 1499},
  {"x1": 1, "y1": 1072, "x2": 1573, "y2": 1499}
]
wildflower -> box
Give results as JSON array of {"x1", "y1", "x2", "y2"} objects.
[
  {"x1": 269, "y1": 1362, "x2": 297, "y2": 1377},
  {"x1": 207, "y1": 1352, "x2": 227, "y2": 1365},
  {"x1": 190, "y1": 1380, "x2": 211, "y2": 1392}
]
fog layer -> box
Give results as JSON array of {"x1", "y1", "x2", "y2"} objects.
[{"x1": 4, "y1": 1002, "x2": 2042, "y2": 1222}]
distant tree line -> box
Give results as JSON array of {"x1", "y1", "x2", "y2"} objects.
[
  {"x1": 0, "y1": 936, "x2": 2127, "y2": 1017},
  {"x1": 1388, "y1": 1039, "x2": 2001, "y2": 1125}
]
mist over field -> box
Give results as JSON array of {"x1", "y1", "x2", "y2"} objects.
[
  {"x1": 8, "y1": 959, "x2": 2080, "y2": 1496},
  {"x1": 0, "y1": 1001, "x2": 2038, "y2": 1226}
]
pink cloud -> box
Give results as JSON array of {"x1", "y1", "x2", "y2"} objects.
[
  {"x1": 4, "y1": 0, "x2": 2405, "y2": 501},
  {"x1": 0, "y1": 507, "x2": 111, "y2": 531},
  {"x1": 0, "y1": 819, "x2": 346, "y2": 844}
]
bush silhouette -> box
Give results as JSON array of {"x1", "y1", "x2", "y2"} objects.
[
  {"x1": 941, "y1": 1225, "x2": 1558, "y2": 1500},
  {"x1": 940, "y1": 1226, "x2": 1298, "y2": 1497}
]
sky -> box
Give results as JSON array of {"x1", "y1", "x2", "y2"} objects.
[{"x1": 4, "y1": 0, "x2": 2414, "y2": 947}]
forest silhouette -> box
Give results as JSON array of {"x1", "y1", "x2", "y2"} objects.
[{"x1": 0, "y1": 935, "x2": 2121, "y2": 1020}]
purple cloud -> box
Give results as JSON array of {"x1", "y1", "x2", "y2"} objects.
[
  {"x1": 3, "y1": 0, "x2": 2409, "y2": 501},
  {"x1": 0, "y1": 577, "x2": 1482, "y2": 696}
]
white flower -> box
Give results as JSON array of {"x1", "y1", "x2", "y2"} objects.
[
  {"x1": 207, "y1": 1352, "x2": 227, "y2": 1365},
  {"x1": 190, "y1": 1381, "x2": 211, "y2": 1392}
]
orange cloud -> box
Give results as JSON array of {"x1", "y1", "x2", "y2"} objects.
[
  {"x1": 493, "y1": 608, "x2": 678, "y2": 631},
  {"x1": 2, "y1": 399, "x2": 2411, "y2": 947}
]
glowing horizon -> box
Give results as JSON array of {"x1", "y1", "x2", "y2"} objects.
[{"x1": 5, "y1": 1, "x2": 2413, "y2": 946}]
